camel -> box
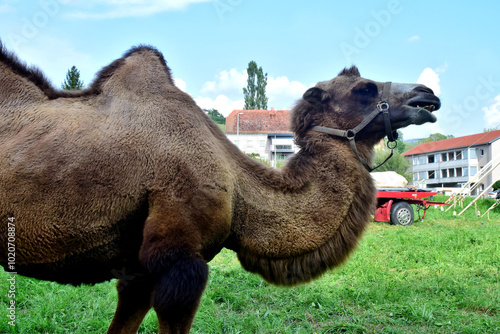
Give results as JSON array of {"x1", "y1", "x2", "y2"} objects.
[{"x1": 0, "y1": 40, "x2": 440, "y2": 333}]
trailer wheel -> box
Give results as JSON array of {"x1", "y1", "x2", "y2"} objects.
[{"x1": 390, "y1": 201, "x2": 414, "y2": 226}]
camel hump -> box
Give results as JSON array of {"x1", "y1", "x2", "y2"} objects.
[
  {"x1": 88, "y1": 45, "x2": 177, "y2": 97},
  {"x1": 0, "y1": 41, "x2": 177, "y2": 104},
  {"x1": 0, "y1": 40, "x2": 54, "y2": 103}
]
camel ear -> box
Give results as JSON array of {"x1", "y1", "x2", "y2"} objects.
[{"x1": 303, "y1": 87, "x2": 331, "y2": 104}]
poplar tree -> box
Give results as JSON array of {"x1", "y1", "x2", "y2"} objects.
[{"x1": 243, "y1": 61, "x2": 268, "y2": 110}]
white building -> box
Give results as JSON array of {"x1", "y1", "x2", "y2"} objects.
[
  {"x1": 225, "y1": 109, "x2": 299, "y2": 165},
  {"x1": 403, "y1": 130, "x2": 500, "y2": 193}
]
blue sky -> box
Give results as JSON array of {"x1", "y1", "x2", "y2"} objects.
[{"x1": 1, "y1": 0, "x2": 499, "y2": 140}]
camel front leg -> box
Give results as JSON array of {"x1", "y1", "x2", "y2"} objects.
[
  {"x1": 107, "y1": 270, "x2": 155, "y2": 334},
  {"x1": 153, "y1": 254, "x2": 209, "y2": 334},
  {"x1": 138, "y1": 208, "x2": 210, "y2": 334}
]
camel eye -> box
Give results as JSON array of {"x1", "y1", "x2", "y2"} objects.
[{"x1": 353, "y1": 82, "x2": 378, "y2": 98}]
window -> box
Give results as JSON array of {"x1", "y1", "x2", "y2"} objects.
[
  {"x1": 463, "y1": 167, "x2": 468, "y2": 176},
  {"x1": 260, "y1": 140, "x2": 266, "y2": 147},
  {"x1": 456, "y1": 167, "x2": 463, "y2": 177},
  {"x1": 419, "y1": 171, "x2": 426, "y2": 180},
  {"x1": 441, "y1": 153, "x2": 448, "y2": 162},
  {"x1": 456, "y1": 151, "x2": 462, "y2": 160},
  {"x1": 480, "y1": 149, "x2": 485, "y2": 156},
  {"x1": 275, "y1": 145, "x2": 292, "y2": 150},
  {"x1": 470, "y1": 149, "x2": 477, "y2": 159},
  {"x1": 448, "y1": 168, "x2": 455, "y2": 177},
  {"x1": 418, "y1": 156, "x2": 426, "y2": 165},
  {"x1": 428, "y1": 155, "x2": 435, "y2": 163},
  {"x1": 470, "y1": 166, "x2": 477, "y2": 176},
  {"x1": 442, "y1": 169, "x2": 448, "y2": 178},
  {"x1": 448, "y1": 152, "x2": 454, "y2": 161},
  {"x1": 413, "y1": 172, "x2": 418, "y2": 181},
  {"x1": 428, "y1": 171, "x2": 435, "y2": 179},
  {"x1": 463, "y1": 150, "x2": 468, "y2": 159}
]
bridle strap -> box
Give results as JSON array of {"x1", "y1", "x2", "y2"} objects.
[
  {"x1": 311, "y1": 81, "x2": 397, "y2": 172},
  {"x1": 380, "y1": 81, "x2": 396, "y2": 142}
]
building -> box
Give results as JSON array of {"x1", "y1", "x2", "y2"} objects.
[
  {"x1": 225, "y1": 109, "x2": 298, "y2": 165},
  {"x1": 403, "y1": 130, "x2": 500, "y2": 193}
]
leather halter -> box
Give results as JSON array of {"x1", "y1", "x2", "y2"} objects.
[{"x1": 311, "y1": 81, "x2": 398, "y2": 172}]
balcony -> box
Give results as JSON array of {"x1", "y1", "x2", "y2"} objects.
[
  {"x1": 432, "y1": 176, "x2": 469, "y2": 184},
  {"x1": 270, "y1": 144, "x2": 295, "y2": 153}
]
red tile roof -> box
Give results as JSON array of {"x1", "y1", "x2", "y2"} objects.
[
  {"x1": 225, "y1": 109, "x2": 292, "y2": 134},
  {"x1": 403, "y1": 130, "x2": 500, "y2": 156}
]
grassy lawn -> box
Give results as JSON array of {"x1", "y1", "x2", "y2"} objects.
[{"x1": 1, "y1": 197, "x2": 499, "y2": 333}]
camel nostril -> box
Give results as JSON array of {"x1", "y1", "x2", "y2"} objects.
[{"x1": 413, "y1": 85, "x2": 435, "y2": 95}]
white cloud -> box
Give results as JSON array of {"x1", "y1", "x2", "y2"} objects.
[
  {"x1": 417, "y1": 67, "x2": 441, "y2": 96},
  {"x1": 173, "y1": 77, "x2": 186, "y2": 92},
  {"x1": 267, "y1": 75, "x2": 309, "y2": 108},
  {"x1": 201, "y1": 68, "x2": 247, "y2": 97},
  {"x1": 408, "y1": 35, "x2": 420, "y2": 42},
  {"x1": 195, "y1": 95, "x2": 243, "y2": 117},
  {"x1": 65, "y1": 0, "x2": 213, "y2": 19},
  {"x1": 199, "y1": 68, "x2": 310, "y2": 112},
  {"x1": 482, "y1": 95, "x2": 500, "y2": 129}
]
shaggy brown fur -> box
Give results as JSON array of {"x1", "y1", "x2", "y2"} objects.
[{"x1": 0, "y1": 40, "x2": 440, "y2": 333}]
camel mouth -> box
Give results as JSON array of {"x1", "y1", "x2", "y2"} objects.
[
  {"x1": 402, "y1": 96, "x2": 441, "y2": 124},
  {"x1": 407, "y1": 102, "x2": 440, "y2": 112},
  {"x1": 417, "y1": 104, "x2": 436, "y2": 112},
  {"x1": 407, "y1": 96, "x2": 440, "y2": 112}
]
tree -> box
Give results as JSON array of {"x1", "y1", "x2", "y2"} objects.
[
  {"x1": 373, "y1": 147, "x2": 412, "y2": 182},
  {"x1": 243, "y1": 61, "x2": 268, "y2": 110},
  {"x1": 62, "y1": 66, "x2": 84, "y2": 90},
  {"x1": 418, "y1": 133, "x2": 454, "y2": 144},
  {"x1": 492, "y1": 180, "x2": 500, "y2": 191},
  {"x1": 205, "y1": 108, "x2": 225, "y2": 125},
  {"x1": 394, "y1": 130, "x2": 406, "y2": 154}
]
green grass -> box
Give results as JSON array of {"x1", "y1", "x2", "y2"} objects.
[
  {"x1": 1, "y1": 197, "x2": 499, "y2": 333},
  {"x1": 431, "y1": 194, "x2": 500, "y2": 221}
]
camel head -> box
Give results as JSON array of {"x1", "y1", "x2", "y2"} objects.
[{"x1": 293, "y1": 66, "x2": 441, "y2": 145}]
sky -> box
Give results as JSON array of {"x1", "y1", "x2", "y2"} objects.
[{"x1": 1, "y1": 0, "x2": 499, "y2": 140}]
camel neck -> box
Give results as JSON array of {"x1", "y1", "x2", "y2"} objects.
[
  {"x1": 229, "y1": 140, "x2": 374, "y2": 248},
  {"x1": 227, "y1": 140, "x2": 376, "y2": 285}
]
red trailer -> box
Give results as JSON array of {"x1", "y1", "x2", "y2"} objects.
[{"x1": 374, "y1": 188, "x2": 448, "y2": 225}]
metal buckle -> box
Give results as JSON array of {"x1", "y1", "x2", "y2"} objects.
[
  {"x1": 377, "y1": 101, "x2": 389, "y2": 111},
  {"x1": 387, "y1": 140, "x2": 398, "y2": 150}
]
